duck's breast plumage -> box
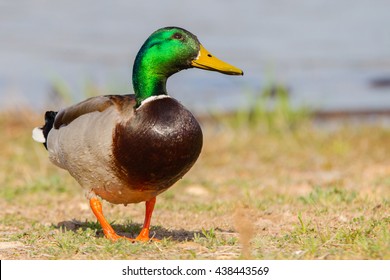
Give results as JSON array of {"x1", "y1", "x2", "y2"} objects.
[{"x1": 112, "y1": 96, "x2": 203, "y2": 194}]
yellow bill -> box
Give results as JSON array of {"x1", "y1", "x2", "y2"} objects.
[{"x1": 191, "y1": 44, "x2": 244, "y2": 75}]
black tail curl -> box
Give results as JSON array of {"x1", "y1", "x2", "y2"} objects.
[{"x1": 42, "y1": 111, "x2": 58, "y2": 149}]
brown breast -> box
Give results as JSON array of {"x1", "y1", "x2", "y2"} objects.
[{"x1": 112, "y1": 97, "x2": 203, "y2": 193}]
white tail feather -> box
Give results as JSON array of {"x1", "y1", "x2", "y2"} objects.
[{"x1": 32, "y1": 127, "x2": 45, "y2": 143}]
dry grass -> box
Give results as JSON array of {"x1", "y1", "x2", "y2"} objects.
[{"x1": 0, "y1": 109, "x2": 389, "y2": 259}]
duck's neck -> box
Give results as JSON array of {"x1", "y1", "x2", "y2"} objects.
[{"x1": 132, "y1": 52, "x2": 169, "y2": 107}]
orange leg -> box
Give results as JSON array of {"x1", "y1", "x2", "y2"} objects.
[
  {"x1": 135, "y1": 197, "x2": 160, "y2": 242},
  {"x1": 89, "y1": 197, "x2": 134, "y2": 241},
  {"x1": 89, "y1": 197, "x2": 159, "y2": 242}
]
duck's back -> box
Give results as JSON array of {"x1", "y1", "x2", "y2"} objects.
[{"x1": 47, "y1": 95, "x2": 134, "y2": 198}]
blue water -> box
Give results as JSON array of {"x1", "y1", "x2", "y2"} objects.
[{"x1": 1, "y1": 0, "x2": 390, "y2": 114}]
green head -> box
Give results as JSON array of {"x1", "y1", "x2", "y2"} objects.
[{"x1": 132, "y1": 26, "x2": 243, "y2": 107}]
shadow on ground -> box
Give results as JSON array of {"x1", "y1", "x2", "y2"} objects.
[{"x1": 55, "y1": 220, "x2": 203, "y2": 241}]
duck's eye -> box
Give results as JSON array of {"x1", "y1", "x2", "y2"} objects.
[{"x1": 172, "y1": 32, "x2": 183, "y2": 40}]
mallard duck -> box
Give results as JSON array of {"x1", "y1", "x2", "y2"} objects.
[{"x1": 33, "y1": 26, "x2": 243, "y2": 242}]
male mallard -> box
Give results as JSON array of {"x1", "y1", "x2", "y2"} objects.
[{"x1": 33, "y1": 26, "x2": 243, "y2": 242}]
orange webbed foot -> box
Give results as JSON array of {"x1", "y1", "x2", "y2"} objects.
[
  {"x1": 108, "y1": 229, "x2": 159, "y2": 243},
  {"x1": 104, "y1": 231, "x2": 136, "y2": 242},
  {"x1": 135, "y1": 228, "x2": 160, "y2": 242}
]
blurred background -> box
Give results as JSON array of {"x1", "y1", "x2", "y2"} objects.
[
  {"x1": 1, "y1": 0, "x2": 390, "y2": 260},
  {"x1": 1, "y1": 0, "x2": 390, "y2": 116}
]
